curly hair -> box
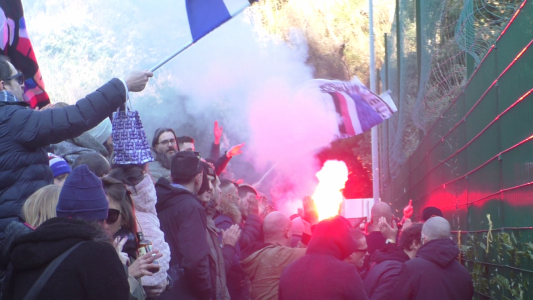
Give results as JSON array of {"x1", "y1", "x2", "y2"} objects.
[{"x1": 399, "y1": 223, "x2": 423, "y2": 251}]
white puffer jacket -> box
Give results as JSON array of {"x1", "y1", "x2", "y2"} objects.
[{"x1": 127, "y1": 174, "x2": 171, "y2": 286}]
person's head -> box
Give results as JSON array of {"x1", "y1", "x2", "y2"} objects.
[
  {"x1": 421, "y1": 206, "x2": 444, "y2": 222},
  {"x1": 171, "y1": 151, "x2": 203, "y2": 193},
  {"x1": 177, "y1": 136, "x2": 195, "y2": 152},
  {"x1": 56, "y1": 165, "x2": 109, "y2": 223},
  {"x1": 72, "y1": 153, "x2": 111, "y2": 177},
  {"x1": 263, "y1": 212, "x2": 293, "y2": 247},
  {"x1": 48, "y1": 153, "x2": 71, "y2": 188},
  {"x1": 0, "y1": 59, "x2": 24, "y2": 102},
  {"x1": 152, "y1": 128, "x2": 178, "y2": 158},
  {"x1": 421, "y1": 216, "x2": 451, "y2": 245},
  {"x1": 197, "y1": 162, "x2": 216, "y2": 206},
  {"x1": 87, "y1": 118, "x2": 112, "y2": 147},
  {"x1": 370, "y1": 202, "x2": 392, "y2": 230},
  {"x1": 23, "y1": 185, "x2": 61, "y2": 228},
  {"x1": 399, "y1": 223, "x2": 423, "y2": 259},
  {"x1": 108, "y1": 164, "x2": 146, "y2": 187},
  {"x1": 220, "y1": 179, "x2": 239, "y2": 206},
  {"x1": 345, "y1": 228, "x2": 368, "y2": 268},
  {"x1": 211, "y1": 175, "x2": 222, "y2": 207},
  {"x1": 101, "y1": 177, "x2": 137, "y2": 237},
  {"x1": 238, "y1": 184, "x2": 258, "y2": 217}
]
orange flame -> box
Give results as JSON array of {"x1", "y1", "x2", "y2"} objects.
[{"x1": 312, "y1": 160, "x2": 349, "y2": 221}]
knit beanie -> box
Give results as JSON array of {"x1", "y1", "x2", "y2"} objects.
[
  {"x1": 87, "y1": 118, "x2": 112, "y2": 145},
  {"x1": 171, "y1": 151, "x2": 202, "y2": 183},
  {"x1": 421, "y1": 206, "x2": 443, "y2": 222},
  {"x1": 48, "y1": 153, "x2": 71, "y2": 178},
  {"x1": 56, "y1": 165, "x2": 109, "y2": 222}
]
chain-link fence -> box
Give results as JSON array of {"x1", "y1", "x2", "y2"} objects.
[{"x1": 379, "y1": 0, "x2": 533, "y2": 298}]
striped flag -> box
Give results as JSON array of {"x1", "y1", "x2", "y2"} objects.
[
  {"x1": 0, "y1": 0, "x2": 49, "y2": 108},
  {"x1": 187, "y1": 0, "x2": 258, "y2": 42},
  {"x1": 312, "y1": 78, "x2": 397, "y2": 136}
]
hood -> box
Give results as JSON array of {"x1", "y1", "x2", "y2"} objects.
[
  {"x1": 241, "y1": 241, "x2": 272, "y2": 261},
  {"x1": 416, "y1": 238, "x2": 459, "y2": 268},
  {"x1": 155, "y1": 177, "x2": 198, "y2": 212},
  {"x1": 127, "y1": 174, "x2": 157, "y2": 214},
  {"x1": 370, "y1": 243, "x2": 410, "y2": 264},
  {"x1": 306, "y1": 216, "x2": 356, "y2": 260},
  {"x1": 217, "y1": 196, "x2": 242, "y2": 224},
  {"x1": 10, "y1": 218, "x2": 101, "y2": 271}
]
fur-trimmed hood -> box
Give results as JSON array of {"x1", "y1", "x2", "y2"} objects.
[{"x1": 217, "y1": 197, "x2": 241, "y2": 225}]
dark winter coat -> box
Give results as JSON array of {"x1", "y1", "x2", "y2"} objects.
[
  {"x1": 366, "y1": 231, "x2": 386, "y2": 256},
  {"x1": 391, "y1": 238, "x2": 473, "y2": 300},
  {"x1": 239, "y1": 214, "x2": 262, "y2": 252},
  {"x1": 214, "y1": 199, "x2": 250, "y2": 300},
  {"x1": 4, "y1": 217, "x2": 129, "y2": 300},
  {"x1": 279, "y1": 216, "x2": 369, "y2": 300},
  {"x1": 155, "y1": 178, "x2": 212, "y2": 300},
  {"x1": 363, "y1": 243, "x2": 410, "y2": 300},
  {"x1": 209, "y1": 142, "x2": 232, "y2": 176},
  {"x1": 0, "y1": 79, "x2": 126, "y2": 241}
]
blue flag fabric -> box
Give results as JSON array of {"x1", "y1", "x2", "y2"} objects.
[{"x1": 186, "y1": 0, "x2": 256, "y2": 42}]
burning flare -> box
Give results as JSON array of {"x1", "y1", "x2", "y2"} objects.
[{"x1": 312, "y1": 160, "x2": 349, "y2": 221}]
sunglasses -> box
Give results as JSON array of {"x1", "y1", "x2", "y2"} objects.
[
  {"x1": 4, "y1": 72, "x2": 24, "y2": 85},
  {"x1": 106, "y1": 208, "x2": 122, "y2": 225}
]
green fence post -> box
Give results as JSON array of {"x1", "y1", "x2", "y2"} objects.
[
  {"x1": 396, "y1": 0, "x2": 401, "y2": 111},
  {"x1": 416, "y1": 0, "x2": 421, "y2": 90},
  {"x1": 385, "y1": 33, "x2": 389, "y2": 90}
]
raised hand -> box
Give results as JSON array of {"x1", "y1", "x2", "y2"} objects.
[
  {"x1": 222, "y1": 224, "x2": 242, "y2": 247},
  {"x1": 125, "y1": 70, "x2": 153, "y2": 92},
  {"x1": 403, "y1": 199, "x2": 414, "y2": 219},
  {"x1": 227, "y1": 143, "x2": 244, "y2": 157},
  {"x1": 379, "y1": 216, "x2": 398, "y2": 243},
  {"x1": 214, "y1": 121, "x2": 223, "y2": 145}
]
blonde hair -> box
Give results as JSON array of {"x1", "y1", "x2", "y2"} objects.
[{"x1": 23, "y1": 185, "x2": 61, "y2": 228}]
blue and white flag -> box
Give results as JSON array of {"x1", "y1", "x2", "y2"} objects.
[{"x1": 186, "y1": 0, "x2": 257, "y2": 42}]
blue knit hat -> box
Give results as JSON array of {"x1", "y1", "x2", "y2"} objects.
[
  {"x1": 48, "y1": 153, "x2": 71, "y2": 178},
  {"x1": 56, "y1": 165, "x2": 109, "y2": 222}
]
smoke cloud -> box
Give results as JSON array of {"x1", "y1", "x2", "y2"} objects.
[{"x1": 24, "y1": 0, "x2": 340, "y2": 214}]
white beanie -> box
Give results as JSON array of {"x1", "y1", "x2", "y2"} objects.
[{"x1": 87, "y1": 118, "x2": 112, "y2": 145}]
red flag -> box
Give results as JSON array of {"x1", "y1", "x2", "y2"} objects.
[{"x1": 0, "y1": 0, "x2": 49, "y2": 108}]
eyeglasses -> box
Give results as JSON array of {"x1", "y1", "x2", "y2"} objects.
[
  {"x1": 158, "y1": 138, "x2": 176, "y2": 146},
  {"x1": 106, "y1": 208, "x2": 122, "y2": 225},
  {"x1": 4, "y1": 72, "x2": 24, "y2": 85}
]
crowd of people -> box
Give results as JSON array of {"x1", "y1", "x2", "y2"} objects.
[{"x1": 0, "y1": 55, "x2": 475, "y2": 300}]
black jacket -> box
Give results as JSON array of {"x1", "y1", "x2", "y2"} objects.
[
  {"x1": 155, "y1": 178, "x2": 212, "y2": 300},
  {"x1": 363, "y1": 243, "x2": 410, "y2": 300},
  {"x1": 209, "y1": 142, "x2": 232, "y2": 176},
  {"x1": 0, "y1": 79, "x2": 126, "y2": 241},
  {"x1": 279, "y1": 216, "x2": 369, "y2": 300},
  {"x1": 391, "y1": 238, "x2": 473, "y2": 300},
  {"x1": 4, "y1": 217, "x2": 129, "y2": 300},
  {"x1": 239, "y1": 214, "x2": 262, "y2": 252},
  {"x1": 214, "y1": 213, "x2": 250, "y2": 300}
]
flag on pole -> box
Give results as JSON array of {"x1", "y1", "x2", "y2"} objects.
[
  {"x1": 186, "y1": 0, "x2": 258, "y2": 42},
  {"x1": 0, "y1": 0, "x2": 49, "y2": 108},
  {"x1": 309, "y1": 78, "x2": 397, "y2": 136}
]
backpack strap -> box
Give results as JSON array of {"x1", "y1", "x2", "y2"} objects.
[{"x1": 23, "y1": 241, "x2": 86, "y2": 300}]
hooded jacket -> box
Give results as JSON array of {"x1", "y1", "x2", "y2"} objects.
[
  {"x1": 126, "y1": 174, "x2": 171, "y2": 287},
  {"x1": 391, "y1": 238, "x2": 473, "y2": 300},
  {"x1": 4, "y1": 217, "x2": 129, "y2": 300},
  {"x1": 279, "y1": 216, "x2": 369, "y2": 300},
  {"x1": 241, "y1": 242, "x2": 305, "y2": 300},
  {"x1": 0, "y1": 79, "x2": 126, "y2": 241},
  {"x1": 214, "y1": 198, "x2": 249, "y2": 300},
  {"x1": 363, "y1": 243, "x2": 410, "y2": 300},
  {"x1": 155, "y1": 178, "x2": 212, "y2": 300},
  {"x1": 147, "y1": 155, "x2": 171, "y2": 184}
]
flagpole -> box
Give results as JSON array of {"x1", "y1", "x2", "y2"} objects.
[
  {"x1": 149, "y1": 4, "x2": 252, "y2": 72},
  {"x1": 369, "y1": 0, "x2": 380, "y2": 205},
  {"x1": 149, "y1": 41, "x2": 194, "y2": 72}
]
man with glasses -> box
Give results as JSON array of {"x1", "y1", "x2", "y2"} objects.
[
  {"x1": 148, "y1": 128, "x2": 178, "y2": 184},
  {"x1": 0, "y1": 58, "x2": 152, "y2": 243},
  {"x1": 155, "y1": 151, "x2": 214, "y2": 300}
]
